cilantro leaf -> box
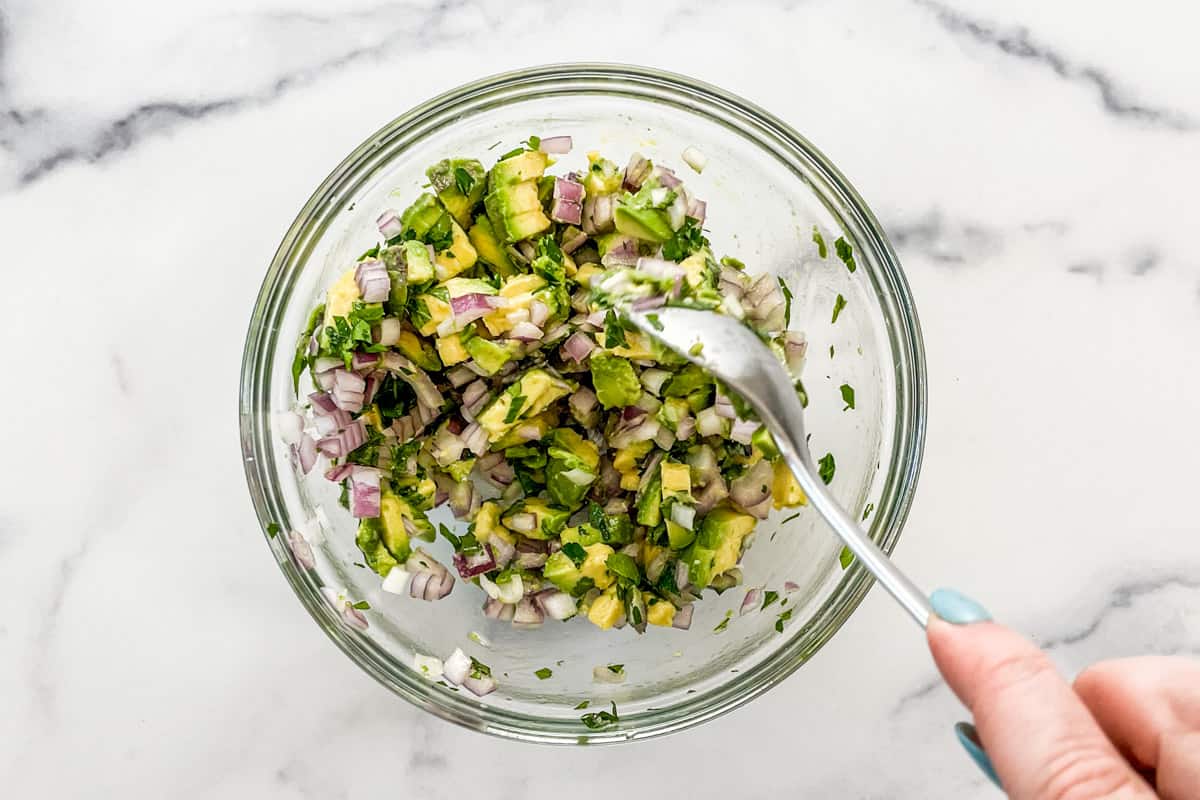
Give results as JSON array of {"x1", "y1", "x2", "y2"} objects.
[
  {"x1": 524, "y1": 135, "x2": 541, "y2": 151},
  {"x1": 498, "y1": 146, "x2": 524, "y2": 161},
  {"x1": 831, "y1": 293, "x2": 847, "y2": 324},
  {"x1": 266, "y1": 522, "x2": 281, "y2": 539},
  {"x1": 605, "y1": 552, "x2": 640, "y2": 583},
  {"x1": 839, "y1": 546, "x2": 854, "y2": 569},
  {"x1": 453, "y1": 166, "x2": 475, "y2": 195},
  {"x1": 713, "y1": 610, "x2": 733, "y2": 633},
  {"x1": 761, "y1": 590, "x2": 780, "y2": 610},
  {"x1": 580, "y1": 701, "x2": 619, "y2": 730},
  {"x1": 351, "y1": 600, "x2": 370, "y2": 610},
  {"x1": 645, "y1": 313, "x2": 663, "y2": 331},
  {"x1": 775, "y1": 609, "x2": 793, "y2": 632},
  {"x1": 603, "y1": 309, "x2": 629, "y2": 348},
  {"x1": 778, "y1": 278, "x2": 793, "y2": 328},
  {"x1": 839, "y1": 383, "x2": 856, "y2": 411},
  {"x1": 503, "y1": 395, "x2": 528, "y2": 424},
  {"x1": 561, "y1": 541, "x2": 588, "y2": 567},
  {"x1": 863, "y1": 502, "x2": 875, "y2": 521},
  {"x1": 834, "y1": 237, "x2": 856, "y2": 272},
  {"x1": 818, "y1": 453, "x2": 836, "y2": 485},
  {"x1": 292, "y1": 304, "x2": 325, "y2": 392},
  {"x1": 606, "y1": 664, "x2": 624, "y2": 675},
  {"x1": 469, "y1": 657, "x2": 492, "y2": 679},
  {"x1": 661, "y1": 217, "x2": 708, "y2": 262},
  {"x1": 812, "y1": 226, "x2": 828, "y2": 258},
  {"x1": 535, "y1": 667, "x2": 553, "y2": 680},
  {"x1": 574, "y1": 700, "x2": 590, "y2": 709}
]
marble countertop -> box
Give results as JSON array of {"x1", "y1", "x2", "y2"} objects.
[{"x1": 3, "y1": 0, "x2": 1198, "y2": 796}]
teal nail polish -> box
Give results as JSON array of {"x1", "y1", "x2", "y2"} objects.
[
  {"x1": 930, "y1": 588, "x2": 992, "y2": 624},
  {"x1": 955, "y1": 721, "x2": 1001, "y2": 789}
]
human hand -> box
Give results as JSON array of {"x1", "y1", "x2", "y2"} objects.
[{"x1": 926, "y1": 589, "x2": 1200, "y2": 799}]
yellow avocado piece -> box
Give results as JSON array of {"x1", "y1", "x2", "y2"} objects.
[
  {"x1": 619, "y1": 472, "x2": 640, "y2": 491},
  {"x1": 476, "y1": 369, "x2": 573, "y2": 442},
  {"x1": 613, "y1": 441, "x2": 654, "y2": 473},
  {"x1": 608, "y1": 330, "x2": 657, "y2": 361},
  {"x1": 772, "y1": 459, "x2": 808, "y2": 509},
  {"x1": 587, "y1": 588, "x2": 623, "y2": 630},
  {"x1": 660, "y1": 462, "x2": 692, "y2": 494},
  {"x1": 580, "y1": 543, "x2": 615, "y2": 590},
  {"x1": 490, "y1": 409, "x2": 557, "y2": 449},
  {"x1": 360, "y1": 406, "x2": 384, "y2": 432},
  {"x1": 482, "y1": 274, "x2": 548, "y2": 335},
  {"x1": 575, "y1": 263, "x2": 603, "y2": 288},
  {"x1": 678, "y1": 252, "x2": 709, "y2": 288},
  {"x1": 324, "y1": 268, "x2": 361, "y2": 325},
  {"x1": 472, "y1": 502, "x2": 513, "y2": 544},
  {"x1": 433, "y1": 221, "x2": 478, "y2": 281},
  {"x1": 436, "y1": 333, "x2": 469, "y2": 365},
  {"x1": 415, "y1": 292, "x2": 452, "y2": 336},
  {"x1": 646, "y1": 595, "x2": 676, "y2": 627},
  {"x1": 709, "y1": 509, "x2": 758, "y2": 577}
]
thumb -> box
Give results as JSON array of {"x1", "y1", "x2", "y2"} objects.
[{"x1": 926, "y1": 592, "x2": 1155, "y2": 799}]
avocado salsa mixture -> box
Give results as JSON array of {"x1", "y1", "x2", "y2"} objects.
[{"x1": 289, "y1": 136, "x2": 814, "y2": 655}]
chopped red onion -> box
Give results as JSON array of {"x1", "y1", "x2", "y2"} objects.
[
  {"x1": 506, "y1": 512, "x2": 536, "y2": 533},
  {"x1": 631, "y1": 294, "x2": 667, "y2": 311},
  {"x1": 342, "y1": 604, "x2": 369, "y2": 631},
  {"x1": 550, "y1": 197, "x2": 582, "y2": 225},
  {"x1": 351, "y1": 352, "x2": 380, "y2": 371},
  {"x1": 639, "y1": 368, "x2": 671, "y2": 396},
  {"x1": 675, "y1": 560, "x2": 691, "y2": 591},
  {"x1": 561, "y1": 229, "x2": 588, "y2": 254},
  {"x1": 489, "y1": 535, "x2": 516, "y2": 568},
  {"x1": 539, "y1": 135, "x2": 573, "y2": 154},
  {"x1": 512, "y1": 597, "x2": 544, "y2": 628},
  {"x1": 780, "y1": 330, "x2": 807, "y2": 375},
  {"x1": 675, "y1": 414, "x2": 696, "y2": 441},
  {"x1": 583, "y1": 194, "x2": 614, "y2": 234},
  {"x1": 463, "y1": 674, "x2": 497, "y2": 697},
  {"x1": 350, "y1": 467, "x2": 381, "y2": 518},
  {"x1": 377, "y1": 208, "x2": 403, "y2": 239},
  {"x1": 514, "y1": 538, "x2": 548, "y2": 569},
  {"x1": 536, "y1": 590, "x2": 578, "y2": 621},
  {"x1": 309, "y1": 392, "x2": 338, "y2": 414},
  {"x1": 375, "y1": 317, "x2": 402, "y2": 346},
  {"x1": 687, "y1": 199, "x2": 707, "y2": 223},
  {"x1": 672, "y1": 603, "x2": 694, "y2": 630},
  {"x1": 694, "y1": 476, "x2": 729, "y2": 514},
  {"x1": 623, "y1": 153, "x2": 651, "y2": 191},
  {"x1": 509, "y1": 321, "x2": 543, "y2": 341},
  {"x1": 561, "y1": 331, "x2": 596, "y2": 363},
  {"x1": 529, "y1": 300, "x2": 550, "y2": 328},
  {"x1": 601, "y1": 237, "x2": 638, "y2": 267},
  {"x1": 313, "y1": 356, "x2": 342, "y2": 374},
  {"x1": 713, "y1": 393, "x2": 736, "y2": 419},
  {"x1": 785, "y1": 581, "x2": 801, "y2": 593},
  {"x1": 296, "y1": 435, "x2": 318, "y2": 474},
  {"x1": 653, "y1": 165, "x2": 681, "y2": 188},
  {"x1": 287, "y1": 529, "x2": 316, "y2": 570},
  {"x1": 446, "y1": 365, "x2": 475, "y2": 388},
  {"x1": 453, "y1": 544, "x2": 497, "y2": 578},
  {"x1": 740, "y1": 587, "x2": 762, "y2": 615},
  {"x1": 730, "y1": 419, "x2": 760, "y2": 445},
  {"x1": 324, "y1": 462, "x2": 354, "y2": 483},
  {"x1": 443, "y1": 648, "x2": 472, "y2": 686},
  {"x1": 569, "y1": 386, "x2": 598, "y2": 415},
  {"x1": 681, "y1": 146, "x2": 708, "y2": 173},
  {"x1": 730, "y1": 460, "x2": 773, "y2": 519},
  {"x1": 483, "y1": 598, "x2": 516, "y2": 621}
]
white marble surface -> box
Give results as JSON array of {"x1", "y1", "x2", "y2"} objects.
[{"x1": 3, "y1": 0, "x2": 1199, "y2": 796}]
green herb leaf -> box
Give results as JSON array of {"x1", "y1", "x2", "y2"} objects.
[
  {"x1": 777, "y1": 277, "x2": 794, "y2": 328},
  {"x1": 720, "y1": 255, "x2": 745, "y2": 270},
  {"x1": 862, "y1": 502, "x2": 875, "y2": 521},
  {"x1": 831, "y1": 293, "x2": 847, "y2": 324},
  {"x1": 713, "y1": 610, "x2": 733, "y2": 633},
  {"x1": 607, "y1": 664, "x2": 624, "y2": 675},
  {"x1": 834, "y1": 237, "x2": 857, "y2": 272},
  {"x1": 662, "y1": 217, "x2": 708, "y2": 261},
  {"x1": 812, "y1": 226, "x2": 828, "y2": 258},
  {"x1": 688, "y1": 341, "x2": 704, "y2": 356},
  {"x1": 818, "y1": 452, "x2": 836, "y2": 485},
  {"x1": 829, "y1": 345, "x2": 835, "y2": 358},
  {"x1": 761, "y1": 590, "x2": 780, "y2": 610},
  {"x1": 781, "y1": 512, "x2": 800, "y2": 525},
  {"x1": 266, "y1": 522, "x2": 281, "y2": 539},
  {"x1": 839, "y1": 546, "x2": 854, "y2": 569},
  {"x1": 580, "y1": 701, "x2": 620, "y2": 730},
  {"x1": 292, "y1": 304, "x2": 325, "y2": 392},
  {"x1": 775, "y1": 609, "x2": 793, "y2": 632},
  {"x1": 839, "y1": 383, "x2": 856, "y2": 411},
  {"x1": 574, "y1": 700, "x2": 590, "y2": 709},
  {"x1": 603, "y1": 309, "x2": 629, "y2": 348},
  {"x1": 438, "y1": 523, "x2": 461, "y2": 549},
  {"x1": 504, "y1": 395, "x2": 528, "y2": 424},
  {"x1": 453, "y1": 166, "x2": 475, "y2": 195},
  {"x1": 535, "y1": 667, "x2": 553, "y2": 680},
  {"x1": 469, "y1": 657, "x2": 492, "y2": 679},
  {"x1": 524, "y1": 135, "x2": 541, "y2": 150},
  {"x1": 352, "y1": 600, "x2": 370, "y2": 610},
  {"x1": 498, "y1": 146, "x2": 524, "y2": 161},
  {"x1": 561, "y1": 541, "x2": 588, "y2": 567},
  {"x1": 645, "y1": 313, "x2": 663, "y2": 332},
  {"x1": 606, "y1": 552, "x2": 640, "y2": 582}
]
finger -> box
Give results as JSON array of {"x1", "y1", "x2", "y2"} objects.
[
  {"x1": 928, "y1": 616, "x2": 1156, "y2": 799},
  {"x1": 1074, "y1": 657, "x2": 1200, "y2": 800}
]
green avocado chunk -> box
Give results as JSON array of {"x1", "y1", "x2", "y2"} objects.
[
  {"x1": 589, "y1": 353, "x2": 642, "y2": 409},
  {"x1": 426, "y1": 158, "x2": 486, "y2": 227}
]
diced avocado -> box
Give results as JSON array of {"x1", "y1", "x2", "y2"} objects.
[
  {"x1": 391, "y1": 476, "x2": 437, "y2": 514},
  {"x1": 426, "y1": 158, "x2": 486, "y2": 227},
  {"x1": 434, "y1": 220, "x2": 478, "y2": 280},
  {"x1": 395, "y1": 329, "x2": 442, "y2": 371},
  {"x1": 484, "y1": 181, "x2": 552, "y2": 243},
  {"x1": 666, "y1": 517, "x2": 695, "y2": 550},
  {"x1": 583, "y1": 153, "x2": 622, "y2": 195},
  {"x1": 481, "y1": 273, "x2": 548, "y2": 335},
  {"x1": 436, "y1": 332, "x2": 470, "y2": 365},
  {"x1": 396, "y1": 240, "x2": 434, "y2": 284},
  {"x1": 443, "y1": 277, "x2": 496, "y2": 298},
  {"x1": 355, "y1": 518, "x2": 400, "y2": 576},
  {"x1": 614, "y1": 202, "x2": 674, "y2": 243},
  {"x1": 646, "y1": 595, "x2": 677, "y2": 627},
  {"x1": 468, "y1": 215, "x2": 518, "y2": 277},
  {"x1": 543, "y1": 550, "x2": 587, "y2": 594},
  {"x1": 589, "y1": 353, "x2": 642, "y2": 409},
  {"x1": 559, "y1": 523, "x2": 603, "y2": 547},
  {"x1": 580, "y1": 543, "x2": 616, "y2": 589},
  {"x1": 678, "y1": 251, "x2": 713, "y2": 288},
  {"x1": 607, "y1": 330, "x2": 660, "y2": 361},
  {"x1": 660, "y1": 462, "x2": 691, "y2": 495},
  {"x1": 464, "y1": 336, "x2": 518, "y2": 376},
  {"x1": 656, "y1": 397, "x2": 690, "y2": 433},
  {"x1": 489, "y1": 150, "x2": 550, "y2": 188},
  {"x1": 378, "y1": 490, "x2": 414, "y2": 562},
  {"x1": 476, "y1": 368, "x2": 574, "y2": 441},
  {"x1": 445, "y1": 458, "x2": 475, "y2": 483},
  {"x1": 663, "y1": 364, "x2": 712, "y2": 398},
  {"x1": 595, "y1": 232, "x2": 634, "y2": 258},
  {"x1": 377, "y1": 248, "x2": 410, "y2": 311},
  {"x1": 636, "y1": 470, "x2": 662, "y2": 527},
  {"x1": 400, "y1": 193, "x2": 449, "y2": 240},
  {"x1": 490, "y1": 409, "x2": 557, "y2": 449},
  {"x1": 575, "y1": 262, "x2": 603, "y2": 287},
  {"x1": 587, "y1": 587, "x2": 623, "y2": 629},
  {"x1": 323, "y1": 269, "x2": 360, "y2": 326},
  {"x1": 410, "y1": 287, "x2": 452, "y2": 336},
  {"x1": 772, "y1": 459, "x2": 807, "y2": 509},
  {"x1": 752, "y1": 426, "x2": 779, "y2": 459},
  {"x1": 501, "y1": 498, "x2": 570, "y2": 540},
  {"x1": 613, "y1": 441, "x2": 654, "y2": 473},
  {"x1": 684, "y1": 504, "x2": 756, "y2": 587},
  {"x1": 545, "y1": 429, "x2": 600, "y2": 508},
  {"x1": 587, "y1": 502, "x2": 634, "y2": 545}
]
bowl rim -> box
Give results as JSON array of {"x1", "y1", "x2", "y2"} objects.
[{"x1": 239, "y1": 62, "x2": 927, "y2": 744}]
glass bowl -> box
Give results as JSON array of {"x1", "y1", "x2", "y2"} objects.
[{"x1": 239, "y1": 63, "x2": 925, "y2": 744}]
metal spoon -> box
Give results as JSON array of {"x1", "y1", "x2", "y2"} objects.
[{"x1": 622, "y1": 305, "x2": 932, "y2": 627}]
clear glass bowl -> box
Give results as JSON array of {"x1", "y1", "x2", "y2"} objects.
[{"x1": 239, "y1": 64, "x2": 926, "y2": 744}]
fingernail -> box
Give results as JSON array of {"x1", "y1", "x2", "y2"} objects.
[
  {"x1": 955, "y1": 721, "x2": 1001, "y2": 789},
  {"x1": 930, "y1": 588, "x2": 992, "y2": 625}
]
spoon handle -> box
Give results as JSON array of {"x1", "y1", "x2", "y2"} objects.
[{"x1": 772, "y1": 431, "x2": 933, "y2": 627}]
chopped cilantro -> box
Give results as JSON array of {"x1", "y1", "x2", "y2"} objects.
[
  {"x1": 351, "y1": 600, "x2": 370, "y2": 610},
  {"x1": 605, "y1": 552, "x2": 640, "y2": 583},
  {"x1": 266, "y1": 522, "x2": 281, "y2": 539},
  {"x1": 720, "y1": 255, "x2": 745, "y2": 270},
  {"x1": 688, "y1": 341, "x2": 704, "y2": 356},
  {"x1": 580, "y1": 701, "x2": 619, "y2": 730},
  {"x1": 839, "y1": 546, "x2": 854, "y2": 569},
  {"x1": 469, "y1": 657, "x2": 492, "y2": 679},
  {"x1": 606, "y1": 664, "x2": 624, "y2": 675},
  {"x1": 535, "y1": 667, "x2": 553, "y2": 680},
  {"x1": 561, "y1": 541, "x2": 588, "y2": 567},
  {"x1": 498, "y1": 146, "x2": 524, "y2": 161},
  {"x1": 524, "y1": 135, "x2": 541, "y2": 150},
  {"x1": 829, "y1": 345, "x2": 835, "y2": 358},
  {"x1": 778, "y1": 278, "x2": 793, "y2": 327},
  {"x1": 863, "y1": 502, "x2": 875, "y2": 521},
  {"x1": 781, "y1": 513, "x2": 800, "y2": 525},
  {"x1": 574, "y1": 700, "x2": 590, "y2": 710},
  {"x1": 338, "y1": 482, "x2": 350, "y2": 509},
  {"x1": 761, "y1": 590, "x2": 780, "y2": 610},
  {"x1": 775, "y1": 609, "x2": 793, "y2": 632},
  {"x1": 292, "y1": 304, "x2": 325, "y2": 392},
  {"x1": 453, "y1": 166, "x2": 475, "y2": 195},
  {"x1": 818, "y1": 453, "x2": 836, "y2": 485},
  {"x1": 323, "y1": 301, "x2": 386, "y2": 368},
  {"x1": 812, "y1": 226, "x2": 828, "y2": 258},
  {"x1": 603, "y1": 309, "x2": 629, "y2": 348},
  {"x1": 645, "y1": 313, "x2": 663, "y2": 331},
  {"x1": 662, "y1": 217, "x2": 708, "y2": 261},
  {"x1": 504, "y1": 395, "x2": 528, "y2": 424},
  {"x1": 840, "y1": 383, "x2": 856, "y2": 411},
  {"x1": 831, "y1": 293, "x2": 847, "y2": 324},
  {"x1": 834, "y1": 237, "x2": 857, "y2": 272},
  {"x1": 713, "y1": 610, "x2": 733, "y2": 633}
]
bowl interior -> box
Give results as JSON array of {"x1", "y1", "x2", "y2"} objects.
[{"x1": 241, "y1": 66, "x2": 923, "y2": 743}]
